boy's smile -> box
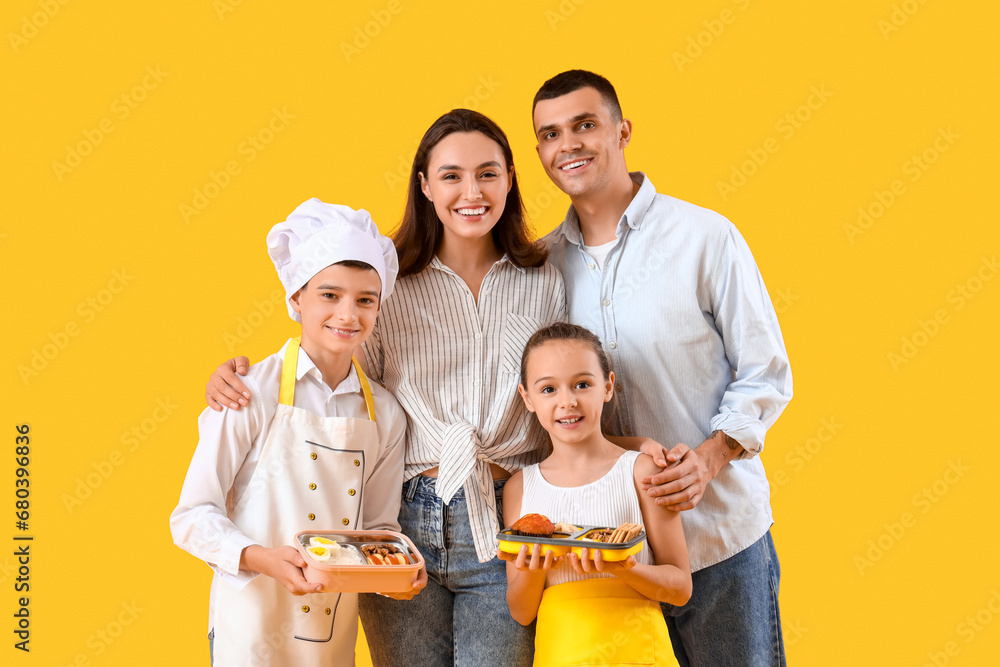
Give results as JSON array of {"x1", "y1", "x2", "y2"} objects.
[{"x1": 290, "y1": 263, "x2": 381, "y2": 374}]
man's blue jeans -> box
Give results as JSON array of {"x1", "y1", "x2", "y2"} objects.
[
  {"x1": 661, "y1": 530, "x2": 786, "y2": 667},
  {"x1": 359, "y1": 476, "x2": 534, "y2": 666}
]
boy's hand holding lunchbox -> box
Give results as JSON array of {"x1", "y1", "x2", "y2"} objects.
[
  {"x1": 240, "y1": 544, "x2": 322, "y2": 596},
  {"x1": 379, "y1": 565, "x2": 429, "y2": 600}
]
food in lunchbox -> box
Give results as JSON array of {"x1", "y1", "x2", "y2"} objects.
[
  {"x1": 552, "y1": 522, "x2": 580, "y2": 534},
  {"x1": 509, "y1": 513, "x2": 555, "y2": 537},
  {"x1": 361, "y1": 544, "x2": 410, "y2": 565},
  {"x1": 304, "y1": 540, "x2": 365, "y2": 565},
  {"x1": 584, "y1": 522, "x2": 642, "y2": 544},
  {"x1": 306, "y1": 545, "x2": 332, "y2": 562}
]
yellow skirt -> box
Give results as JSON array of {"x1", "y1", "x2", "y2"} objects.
[{"x1": 534, "y1": 578, "x2": 679, "y2": 667}]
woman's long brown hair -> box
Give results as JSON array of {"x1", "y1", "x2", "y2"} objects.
[{"x1": 392, "y1": 109, "x2": 548, "y2": 278}]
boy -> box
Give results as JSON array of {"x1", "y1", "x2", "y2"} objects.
[{"x1": 170, "y1": 198, "x2": 423, "y2": 666}]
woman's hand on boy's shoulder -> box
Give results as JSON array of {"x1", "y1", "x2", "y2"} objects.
[{"x1": 206, "y1": 356, "x2": 252, "y2": 411}]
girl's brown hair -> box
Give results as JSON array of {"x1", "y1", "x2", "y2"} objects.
[
  {"x1": 519, "y1": 322, "x2": 612, "y2": 388},
  {"x1": 392, "y1": 109, "x2": 548, "y2": 278}
]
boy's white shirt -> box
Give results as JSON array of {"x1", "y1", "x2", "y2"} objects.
[{"x1": 170, "y1": 339, "x2": 406, "y2": 612}]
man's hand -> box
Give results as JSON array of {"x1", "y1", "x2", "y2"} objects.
[
  {"x1": 241, "y1": 544, "x2": 321, "y2": 595},
  {"x1": 381, "y1": 565, "x2": 428, "y2": 600},
  {"x1": 640, "y1": 431, "x2": 742, "y2": 510},
  {"x1": 206, "y1": 356, "x2": 251, "y2": 411}
]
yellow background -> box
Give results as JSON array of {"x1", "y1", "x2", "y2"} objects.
[{"x1": 2, "y1": 1, "x2": 998, "y2": 664}]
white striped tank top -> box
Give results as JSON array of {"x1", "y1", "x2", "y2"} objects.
[{"x1": 520, "y1": 449, "x2": 652, "y2": 587}]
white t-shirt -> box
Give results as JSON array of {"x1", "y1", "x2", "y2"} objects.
[{"x1": 583, "y1": 238, "x2": 617, "y2": 270}]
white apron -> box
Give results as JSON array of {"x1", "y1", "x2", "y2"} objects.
[{"x1": 212, "y1": 338, "x2": 379, "y2": 666}]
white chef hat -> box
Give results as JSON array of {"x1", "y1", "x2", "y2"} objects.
[{"x1": 267, "y1": 198, "x2": 399, "y2": 322}]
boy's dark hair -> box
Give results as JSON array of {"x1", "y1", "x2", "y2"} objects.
[
  {"x1": 532, "y1": 70, "x2": 623, "y2": 122},
  {"x1": 301, "y1": 260, "x2": 377, "y2": 290},
  {"x1": 519, "y1": 321, "x2": 612, "y2": 388},
  {"x1": 334, "y1": 259, "x2": 375, "y2": 272}
]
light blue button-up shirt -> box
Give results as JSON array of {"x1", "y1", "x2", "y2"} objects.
[{"x1": 546, "y1": 173, "x2": 793, "y2": 571}]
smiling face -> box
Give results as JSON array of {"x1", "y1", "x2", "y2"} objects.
[
  {"x1": 289, "y1": 263, "x2": 382, "y2": 361},
  {"x1": 532, "y1": 86, "x2": 631, "y2": 199},
  {"x1": 419, "y1": 131, "x2": 513, "y2": 246},
  {"x1": 519, "y1": 338, "x2": 614, "y2": 447}
]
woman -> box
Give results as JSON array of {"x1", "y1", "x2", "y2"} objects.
[{"x1": 206, "y1": 109, "x2": 565, "y2": 665}]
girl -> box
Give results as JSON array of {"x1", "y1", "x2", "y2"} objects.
[
  {"x1": 205, "y1": 109, "x2": 565, "y2": 666},
  {"x1": 501, "y1": 322, "x2": 691, "y2": 667}
]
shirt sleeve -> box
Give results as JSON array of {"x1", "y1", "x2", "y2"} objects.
[
  {"x1": 360, "y1": 393, "x2": 406, "y2": 532},
  {"x1": 169, "y1": 376, "x2": 265, "y2": 590},
  {"x1": 706, "y1": 224, "x2": 793, "y2": 455}
]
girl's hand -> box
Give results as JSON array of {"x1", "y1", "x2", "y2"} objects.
[
  {"x1": 568, "y1": 548, "x2": 637, "y2": 576},
  {"x1": 497, "y1": 544, "x2": 563, "y2": 573}
]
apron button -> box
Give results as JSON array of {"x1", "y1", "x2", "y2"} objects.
[
  {"x1": 311, "y1": 453, "x2": 318, "y2": 460},
  {"x1": 325, "y1": 608, "x2": 332, "y2": 615},
  {"x1": 342, "y1": 518, "x2": 350, "y2": 525},
  {"x1": 353, "y1": 459, "x2": 360, "y2": 466},
  {"x1": 309, "y1": 483, "x2": 317, "y2": 490},
  {"x1": 308, "y1": 513, "x2": 316, "y2": 521},
  {"x1": 302, "y1": 605, "x2": 310, "y2": 613},
  {"x1": 348, "y1": 489, "x2": 356, "y2": 496}
]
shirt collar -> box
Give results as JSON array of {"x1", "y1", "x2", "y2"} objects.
[
  {"x1": 279, "y1": 338, "x2": 362, "y2": 396},
  {"x1": 556, "y1": 172, "x2": 656, "y2": 247}
]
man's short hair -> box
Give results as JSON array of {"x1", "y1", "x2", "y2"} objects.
[{"x1": 532, "y1": 70, "x2": 623, "y2": 122}]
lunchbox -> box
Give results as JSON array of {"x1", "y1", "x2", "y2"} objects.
[
  {"x1": 294, "y1": 530, "x2": 424, "y2": 593},
  {"x1": 496, "y1": 525, "x2": 645, "y2": 562}
]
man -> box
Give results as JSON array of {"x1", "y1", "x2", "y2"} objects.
[{"x1": 532, "y1": 69, "x2": 793, "y2": 667}]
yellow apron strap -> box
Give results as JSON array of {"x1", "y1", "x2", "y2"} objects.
[
  {"x1": 280, "y1": 339, "x2": 375, "y2": 421},
  {"x1": 352, "y1": 357, "x2": 377, "y2": 423},
  {"x1": 279, "y1": 337, "x2": 301, "y2": 407}
]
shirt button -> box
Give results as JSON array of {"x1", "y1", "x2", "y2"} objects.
[
  {"x1": 616, "y1": 383, "x2": 623, "y2": 392},
  {"x1": 609, "y1": 341, "x2": 617, "y2": 349},
  {"x1": 348, "y1": 489, "x2": 356, "y2": 496},
  {"x1": 342, "y1": 518, "x2": 350, "y2": 525},
  {"x1": 588, "y1": 262, "x2": 596, "y2": 270},
  {"x1": 602, "y1": 298, "x2": 611, "y2": 306},
  {"x1": 474, "y1": 332, "x2": 482, "y2": 339},
  {"x1": 309, "y1": 483, "x2": 317, "y2": 490},
  {"x1": 625, "y1": 426, "x2": 633, "y2": 435},
  {"x1": 308, "y1": 513, "x2": 316, "y2": 521},
  {"x1": 474, "y1": 380, "x2": 481, "y2": 387}
]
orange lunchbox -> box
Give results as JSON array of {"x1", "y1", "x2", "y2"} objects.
[{"x1": 294, "y1": 530, "x2": 424, "y2": 593}]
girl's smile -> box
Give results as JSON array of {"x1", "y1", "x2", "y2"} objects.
[{"x1": 519, "y1": 339, "x2": 614, "y2": 447}]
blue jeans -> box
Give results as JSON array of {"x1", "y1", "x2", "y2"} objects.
[
  {"x1": 661, "y1": 530, "x2": 785, "y2": 667},
  {"x1": 359, "y1": 476, "x2": 534, "y2": 667}
]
